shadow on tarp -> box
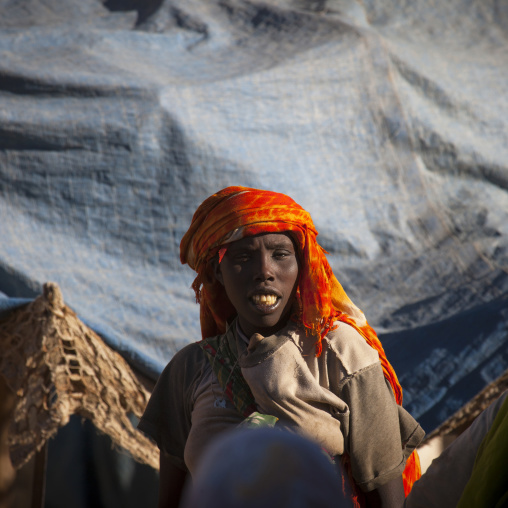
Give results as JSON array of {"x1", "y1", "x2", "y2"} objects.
[
  {"x1": 382, "y1": 295, "x2": 508, "y2": 433},
  {"x1": 44, "y1": 415, "x2": 158, "y2": 508},
  {"x1": 11, "y1": 416, "x2": 159, "y2": 508}
]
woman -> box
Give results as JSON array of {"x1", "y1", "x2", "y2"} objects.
[{"x1": 138, "y1": 186, "x2": 424, "y2": 508}]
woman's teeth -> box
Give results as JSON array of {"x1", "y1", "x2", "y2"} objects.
[{"x1": 252, "y1": 294, "x2": 278, "y2": 306}]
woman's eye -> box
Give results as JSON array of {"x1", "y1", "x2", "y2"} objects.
[{"x1": 274, "y1": 251, "x2": 290, "y2": 259}]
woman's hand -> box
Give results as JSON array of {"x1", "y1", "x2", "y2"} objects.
[
  {"x1": 364, "y1": 475, "x2": 405, "y2": 508},
  {"x1": 158, "y1": 450, "x2": 188, "y2": 508}
]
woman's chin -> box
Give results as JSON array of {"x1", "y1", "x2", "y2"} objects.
[{"x1": 239, "y1": 313, "x2": 291, "y2": 338}]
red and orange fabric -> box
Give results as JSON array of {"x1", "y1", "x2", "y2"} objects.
[{"x1": 180, "y1": 186, "x2": 420, "y2": 499}]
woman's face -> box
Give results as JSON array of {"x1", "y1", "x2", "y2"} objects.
[{"x1": 214, "y1": 232, "x2": 299, "y2": 338}]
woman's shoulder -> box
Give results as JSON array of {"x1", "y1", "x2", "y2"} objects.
[
  {"x1": 171, "y1": 340, "x2": 207, "y2": 361},
  {"x1": 323, "y1": 320, "x2": 380, "y2": 374},
  {"x1": 159, "y1": 340, "x2": 209, "y2": 383}
]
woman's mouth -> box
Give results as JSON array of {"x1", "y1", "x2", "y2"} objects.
[{"x1": 250, "y1": 293, "x2": 280, "y2": 311}]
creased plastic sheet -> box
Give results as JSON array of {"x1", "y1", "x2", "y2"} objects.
[{"x1": 1, "y1": 0, "x2": 507, "y2": 432}]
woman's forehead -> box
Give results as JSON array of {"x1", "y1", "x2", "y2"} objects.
[{"x1": 228, "y1": 232, "x2": 296, "y2": 251}]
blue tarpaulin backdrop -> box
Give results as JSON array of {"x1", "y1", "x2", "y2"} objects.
[{"x1": 1, "y1": 0, "x2": 508, "y2": 437}]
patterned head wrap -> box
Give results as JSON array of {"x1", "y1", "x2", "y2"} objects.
[
  {"x1": 183, "y1": 187, "x2": 362, "y2": 337},
  {"x1": 180, "y1": 186, "x2": 420, "y2": 497}
]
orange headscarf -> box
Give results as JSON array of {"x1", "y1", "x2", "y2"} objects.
[{"x1": 180, "y1": 186, "x2": 420, "y2": 496}]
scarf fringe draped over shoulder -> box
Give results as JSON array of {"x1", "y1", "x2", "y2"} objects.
[{"x1": 179, "y1": 186, "x2": 420, "y2": 496}]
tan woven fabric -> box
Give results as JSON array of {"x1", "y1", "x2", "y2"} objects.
[{"x1": 0, "y1": 282, "x2": 158, "y2": 470}]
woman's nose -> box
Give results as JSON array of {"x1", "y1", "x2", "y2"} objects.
[{"x1": 254, "y1": 252, "x2": 275, "y2": 281}]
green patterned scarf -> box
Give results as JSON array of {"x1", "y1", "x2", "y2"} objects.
[{"x1": 199, "y1": 325, "x2": 257, "y2": 417}]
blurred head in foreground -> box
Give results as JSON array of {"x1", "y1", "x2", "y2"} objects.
[{"x1": 180, "y1": 428, "x2": 352, "y2": 508}]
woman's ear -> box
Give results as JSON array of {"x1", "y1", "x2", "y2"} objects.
[{"x1": 212, "y1": 257, "x2": 224, "y2": 286}]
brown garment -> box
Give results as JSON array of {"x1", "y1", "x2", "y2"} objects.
[
  {"x1": 238, "y1": 320, "x2": 424, "y2": 491},
  {"x1": 138, "y1": 320, "x2": 424, "y2": 491}
]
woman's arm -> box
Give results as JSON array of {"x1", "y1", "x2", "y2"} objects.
[
  {"x1": 364, "y1": 475, "x2": 405, "y2": 508},
  {"x1": 158, "y1": 450, "x2": 188, "y2": 508}
]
